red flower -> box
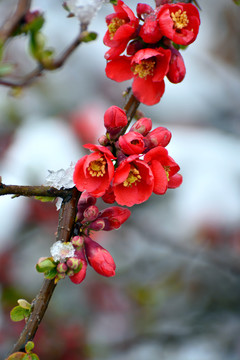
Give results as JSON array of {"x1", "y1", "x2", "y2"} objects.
[
  {"x1": 69, "y1": 248, "x2": 88, "y2": 284},
  {"x1": 113, "y1": 155, "x2": 154, "y2": 206},
  {"x1": 167, "y1": 47, "x2": 186, "y2": 83},
  {"x1": 73, "y1": 144, "x2": 115, "y2": 197},
  {"x1": 104, "y1": 105, "x2": 128, "y2": 139},
  {"x1": 97, "y1": 206, "x2": 131, "y2": 231},
  {"x1": 104, "y1": 0, "x2": 139, "y2": 60},
  {"x1": 144, "y1": 146, "x2": 182, "y2": 195},
  {"x1": 119, "y1": 131, "x2": 146, "y2": 155},
  {"x1": 105, "y1": 48, "x2": 171, "y2": 105},
  {"x1": 139, "y1": 12, "x2": 162, "y2": 44},
  {"x1": 157, "y1": 3, "x2": 200, "y2": 46},
  {"x1": 84, "y1": 237, "x2": 116, "y2": 277}
]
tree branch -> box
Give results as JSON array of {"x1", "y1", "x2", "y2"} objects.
[
  {"x1": 0, "y1": 183, "x2": 74, "y2": 199},
  {"x1": 8, "y1": 187, "x2": 80, "y2": 355}
]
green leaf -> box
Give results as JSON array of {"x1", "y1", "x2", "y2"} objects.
[
  {"x1": 6, "y1": 352, "x2": 26, "y2": 360},
  {"x1": 25, "y1": 341, "x2": 34, "y2": 353},
  {"x1": 81, "y1": 32, "x2": 98, "y2": 43},
  {"x1": 110, "y1": 0, "x2": 117, "y2": 4},
  {"x1": 0, "y1": 63, "x2": 14, "y2": 77},
  {"x1": 10, "y1": 306, "x2": 29, "y2": 322},
  {"x1": 22, "y1": 355, "x2": 31, "y2": 360},
  {"x1": 233, "y1": 0, "x2": 240, "y2": 4},
  {"x1": 36, "y1": 258, "x2": 56, "y2": 273},
  {"x1": 35, "y1": 196, "x2": 55, "y2": 202},
  {"x1": 17, "y1": 299, "x2": 31, "y2": 310},
  {"x1": 44, "y1": 268, "x2": 58, "y2": 280},
  {"x1": 28, "y1": 354, "x2": 40, "y2": 360}
]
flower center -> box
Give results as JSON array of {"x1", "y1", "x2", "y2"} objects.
[
  {"x1": 123, "y1": 166, "x2": 141, "y2": 187},
  {"x1": 171, "y1": 10, "x2": 189, "y2": 30},
  {"x1": 164, "y1": 166, "x2": 170, "y2": 181},
  {"x1": 132, "y1": 59, "x2": 156, "y2": 79},
  {"x1": 88, "y1": 157, "x2": 106, "y2": 177},
  {"x1": 108, "y1": 18, "x2": 126, "y2": 39}
]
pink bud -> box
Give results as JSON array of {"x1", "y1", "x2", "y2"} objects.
[
  {"x1": 98, "y1": 134, "x2": 109, "y2": 146},
  {"x1": 104, "y1": 106, "x2": 128, "y2": 139},
  {"x1": 119, "y1": 132, "x2": 146, "y2": 155},
  {"x1": 145, "y1": 127, "x2": 172, "y2": 148},
  {"x1": 130, "y1": 117, "x2": 152, "y2": 136},
  {"x1": 57, "y1": 262, "x2": 68, "y2": 273},
  {"x1": 69, "y1": 248, "x2": 87, "y2": 284},
  {"x1": 167, "y1": 48, "x2": 186, "y2": 84},
  {"x1": 67, "y1": 257, "x2": 82, "y2": 270},
  {"x1": 77, "y1": 192, "x2": 97, "y2": 221},
  {"x1": 71, "y1": 236, "x2": 84, "y2": 248},
  {"x1": 98, "y1": 206, "x2": 131, "y2": 231},
  {"x1": 89, "y1": 219, "x2": 105, "y2": 231},
  {"x1": 84, "y1": 237, "x2": 116, "y2": 277},
  {"x1": 83, "y1": 205, "x2": 99, "y2": 222}
]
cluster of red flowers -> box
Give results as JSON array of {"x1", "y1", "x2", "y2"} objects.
[
  {"x1": 104, "y1": 1, "x2": 200, "y2": 105},
  {"x1": 73, "y1": 105, "x2": 182, "y2": 207}
]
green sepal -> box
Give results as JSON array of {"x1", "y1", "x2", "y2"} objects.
[
  {"x1": 35, "y1": 196, "x2": 55, "y2": 202},
  {"x1": 73, "y1": 263, "x2": 83, "y2": 274},
  {"x1": 28, "y1": 355, "x2": 39, "y2": 360},
  {"x1": 10, "y1": 306, "x2": 30, "y2": 322},
  {"x1": 29, "y1": 31, "x2": 45, "y2": 60},
  {"x1": 0, "y1": 63, "x2": 14, "y2": 77},
  {"x1": 22, "y1": 355, "x2": 31, "y2": 360},
  {"x1": 81, "y1": 32, "x2": 98, "y2": 43},
  {"x1": 36, "y1": 258, "x2": 56, "y2": 273},
  {"x1": 44, "y1": 267, "x2": 58, "y2": 280},
  {"x1": 5, "y1": 352, "x2": 26, "y2": 360},
  {"x1": 25, "y1": 341, "x2": 34, "y2": 353}
]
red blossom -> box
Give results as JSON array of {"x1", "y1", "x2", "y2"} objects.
[
  {"x1": 130, "y1": 117, "x2": 152, "y2": 136},
  {"x1": 113, "y1": 155, "x2": 154, "y2": 206},
  {"x1": 97, "y1": 206, "x2": 131, "y2": 231},
  {"x1": 119, "y1": 131, "x2": 146, "y2": 155},
  {"x1": 73, "y1": 144, "x2": 115, "y2": 197},
  {"x1": 84, "y1": 237, "x2": 116, "y2": 277},
  {"x1": 157, "y1": 3, "x2": 200, "y2": 46},
  {"x1": 101, "y1": 184, "x2": 116, "y2": 204},
  {"x1": 145, "y1": 126, "x2": 172, "y2": 149},
  {"x1": 167, "y1": 47, "x2": 186, "y2": 83},
  {"x1": 105, "y1": 47, "x2": 171, "y2": 105},
  {"x1": 139, "y1": 12, "x2": 163, "y2": 44},
  {"x1": 104, "y1": 0, "x2": 139, "y2": 60},
  {"x1": 144, "y1": 146, "x2": 182, "y2": 195}
]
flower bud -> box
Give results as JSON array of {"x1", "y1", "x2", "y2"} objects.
[
  {"x1": 101, "y1": 185, "x2": 115, "y2": 204},
  {"x1": 83, "y1": 205, "x2": 99, "y2": 222},
  {"x1": 98, "y1": 134, "x2": 109, "y2": 146},
  {"x1": 69, "y1": 248, "x2": 88, "y2": 284},
  {"x1": 67, "y1": 257, "x2": 82, "y2": 270},
  {"x1": 89, "y1": 219, "x2": 105, "y2": 231},
  {"x1": 145, "y1": 127, "x2": 172, "y2": 149},
  {"x1": 104, "y1": 106, "x2": 128, "y2": 139},
  {"x1": 77, "y1": 192, "x2": 97, "y2": 221},
  {"x1": 167, "y1": 48, "x2": 186, "y2": 84},
  {"x1": 98, "y1": 206, "x2": 131, "y2": 231},
  {"x1": 57, "y1": 262, "x2": 68, "y2": 273},
  {"x1": 119, "y1": 132, "x2": 146, "y2": 155},
  {"x1": 130, "y1": 117, "x2": 152, "y2": 136},
  {"x1": 71, "y1": 235, "x2": 84, "y2": 248},
  {"x1": 84, "y1": 237, "x2": 116, "y2": 277},
  {"x1": 66, "y1": 269, "x2": 75, "y2": 277}
]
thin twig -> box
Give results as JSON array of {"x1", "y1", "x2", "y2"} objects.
[
  {"x1": 9, "y1": 187, "x2": 80, "y2": 355},
  {"x1": 0, "y1": 183, "x2": 74, "y2": 199},
  {"x1": 0, "y1": 0, "x2": 32, "y2": 42}
]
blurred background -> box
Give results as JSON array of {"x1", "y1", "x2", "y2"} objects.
[{"x1": 0, "y1": 0, "x2": 240, "y2": 359}]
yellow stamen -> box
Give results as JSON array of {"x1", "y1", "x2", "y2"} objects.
[
  {"x1": 171, "y1": 10, "x2": 189, "y2": 30},
  {"x1": 132, "y1": 59, "x2": 155, "y2": 79},
  {"x1": 123, "y1": 167, "x2": 141, "y2": 187},
  {"x1": 108, "y1": 18, "x2": 126, "y2": 40},
  {"x1": 88, "y1": 157, "x2": 106, "y2": 177},
  {"x1": 164, "y1": 166, "x2": 170, "y2": 181}
]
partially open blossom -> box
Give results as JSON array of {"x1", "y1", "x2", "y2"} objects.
[
  {"x1": 84, "y1": 237, "x2": 116, "y2": 277},
  {"x1": 145, "y1": 127, "x2": 172, "y2": 149},
  {"x1": 144, "y1": 146, "x2": 182, "y2": 194},
  {"x1": 104, "y1": 0, "x2": 139, "y2": 60},
  {"x1": 97, "y1": 206, "x2": 131, "y2": 230},
  {"x1": 167, "y1": 47, "x2": 186, "y2": 84},
  {"x1": 130, "y1": 117, "x2": 152, "y2": 136},
  {"x1": 157, "y1": 3, "x2": 200, "y2": 46},
  {"x1": 105, "y1": 47, "x2": 171, "y2": 105},
  {"x1": 113, "y1": 155, "x2": 154, "y2": 206},
  {"x1": 69, "y1": 248, "x2": 88, "y2": 284},
  {"x1": 73, "y1": 144, "x2": 115, "y2": 197},
  {"x1": 104, "y1": 105, "x2": 128, "y2": 139},
  {"x1": 119, "y1": 131, "x2": 146, "y2": 155}
]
